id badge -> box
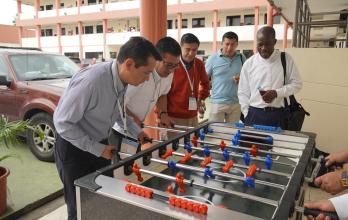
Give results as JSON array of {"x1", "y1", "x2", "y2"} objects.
[
  {"x1": 119, "y1": 137, "x2": 139, "y2": 159},
  {"x1": 188, "y1": 96, "x2": 197, "y2": 110}
]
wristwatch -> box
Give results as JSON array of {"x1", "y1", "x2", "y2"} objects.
[{"x1": 340, "y1": 171, "x2": 348, "y2": 188}]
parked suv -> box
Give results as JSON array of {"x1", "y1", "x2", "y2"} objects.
[{"x1": 0, "y1": 47, "x2": 79, "y2": 161}]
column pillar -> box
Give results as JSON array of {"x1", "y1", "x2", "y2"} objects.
[
  {"x1": 253, "y1": 6, "x2": 259, "y2": 53},
  {"x1": 140, "y1": 0, "x2": 167, "y2": 142},
  {"x1": 177, "y1": 12, "x2": 182, "y2": 41},
  {"x1": 34, "y1": 0, "x2": 40, "y2": 18},
  {"x1": 77, "y1": 0, "x2": 81, "y2": 15},
  {"x1": 17, "y1": 0, "x2": 22, "y2": 19},
  {"x1": 18, "y1": 26, "x2": 23, "y2": 47},
  {"x1": 55, "y1": 0, "x2": 60, "y2": 16},
  {"x1": 36, "y1": 25, "x2": 41, "y2": 48},
  {"x1": 266, "y1": 3, "x2": 273, "y2": 27},
  {"x1": 78, "y1": 21, "x2": 83, "y2": 60},
  {"x1": 283, "y1": 21, "x2": 288, "y2": 50},
  {"x1": 57, "y1": 23, "x2": 62, "y2": 54},
  {"x1": 102, "y1": 0, "x2": 106, "y2": 11},
  {"x1": 102, "y1": 19, "x2": 107, "y2": 59},
  {"x1": 212, "y1": 10, "x2": 218, "y2": 53}
]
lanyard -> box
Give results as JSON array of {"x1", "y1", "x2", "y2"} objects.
[
  {"x1": 111, "y1": 62, "x2": 127, "y2": 133},
  {"x1": 180, "y1": 58, "x2": 194, "y2": 96},
  {"x1": 117, "y1": 97, "x2": 127, "y2": 133}
]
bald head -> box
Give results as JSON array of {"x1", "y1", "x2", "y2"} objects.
[{"x1": 256, "y1": 26, "x2": 277, "y2": 59}]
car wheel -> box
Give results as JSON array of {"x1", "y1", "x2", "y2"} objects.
[{"x1": 27, "y1": 112, "x2": 55, "y2": 162}]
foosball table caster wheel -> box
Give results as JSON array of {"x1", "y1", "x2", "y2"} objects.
[
  {"x1": 143, "y1": 153, "x2": 152, "y2": 166},
  {"x1": 158, "y1": 146, "x2": 167, "y2": 158},
  {"x1": 172, "y1": 139, "x2": 179, "y2": 151},
  {"x1": 124, "y1": 162, "x2": 134, "y2": 176}
]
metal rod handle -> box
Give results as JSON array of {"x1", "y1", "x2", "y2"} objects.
[
  {"x1": 139, "y1": 168, "x2": 279, "y2": 207},
  {"x1": 198, "y1": 139, "x2": 300, "y2": 159}
]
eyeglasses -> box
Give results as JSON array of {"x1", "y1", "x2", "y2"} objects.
[{"x1": 162, "y1": 60, "x2": 180, "y2": 69}]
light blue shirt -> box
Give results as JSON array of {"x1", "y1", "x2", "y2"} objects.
[
  {"x1": 205, "y1": 50, "x2": 246, "y2": 104},
  {"x1": 54, "y1": 60, "x2": 142, "y2": 157}
]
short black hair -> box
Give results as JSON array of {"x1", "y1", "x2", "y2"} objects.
[
  {"x1": 258, "y1": 26, "x2": 276, "y2": 39},
  {"x1": 118, "y1": 37, "x2": 162, "y2": 68},
  {"x1": 156, "y1": 37, "x2": 181, "y2": 57},
  {"x1": 222, "y1": 31, "x2": 239, "y2": 42},
  {"x1": 180, "y1": 33, "x2": 200, "y2": 46}
]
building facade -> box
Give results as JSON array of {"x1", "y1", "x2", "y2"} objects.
[{"x1": 15, "y1": 0, "x2": 292, "y2": 60}]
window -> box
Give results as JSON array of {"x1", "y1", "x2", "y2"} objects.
[
  {"x1": 96, "y1": 25, "x2": 103, "y2": 33},
  {"x1": 197, "y1": 50, "x2": 205, "y2": 55},
  {"x1": 263, "y1": 14, "x2": 281, "y2": 24},
  {"x1": 41, "y1": 29, "x2": 53, "y2": 37},
  {"x1": 85, "y1": 52, "x2": 103, "y2": 59},
  {"x1": 175, "y1": 19, "x2": 188, "y2": 28},
  {"x1": 243, "y1": 50, "x2": 254, "y2": 59},
  {"x1": 64, "y1": 52, "x2": 79, "y2": 58},
  {"x1": 244, "y1": 15, "x2": 255, "y2": 25},
  {"x1": 75, "y1": 27, "x2": 79, "y2": 35},
  {"x1": 226, "y1": 16, "x2": 241, "y2": 26},
  {"x1": 84, "y1": 26, "x2": 94, "y2": 34},
  {"x1": 46, "y1": 4, "x2": 53, "y2": 10},
  {"x1": 45, "y1": 29, "x2": 53, "y2": 36},
  {"x1": 167, "y1": 20, "x2": 173, "y2": 29},
  {"x1": 110, "y1": 52, "x2": 117, "y2": 59},
  {"x1": 192, "y1": 18, "x2": 205, "y2": 28},
  {"x1": 9, "y1": 54, "x2": 79, "y2": 81},
  {"x1": 60, "y1": 3, "x2": 64, "y2": 7},
  {"x1": 0, "y1": 57, "x2": 9, "y2": 79},
  {"x1": 40, "y1": 6, "x2": 44, "y2": 11},
  {"x1": 88, "y1": 0, "x2": 97, "y2": 5},
  {"x1": 61, "y1": 28, "x2": 66, "y2": 36}
]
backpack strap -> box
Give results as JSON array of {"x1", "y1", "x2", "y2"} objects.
[
  {"x1": 280, "y1": 52, "x2": 286, "y2": 85},
  {"x1": 280, "y1": 52, "x2": 289, "y2": 108}
]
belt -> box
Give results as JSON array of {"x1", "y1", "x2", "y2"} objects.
[{"x1": 250, "y1": 106, "x2": 284, "y2": 112}]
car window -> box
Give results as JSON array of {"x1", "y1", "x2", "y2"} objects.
[
  {"x1": 9, "y1": 54, "x2": 79, "y2": 81},
  {"x1": 0, "y1": 57, "x2": 9, "y2": 80}
]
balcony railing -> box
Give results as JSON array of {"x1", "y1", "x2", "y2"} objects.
[
  {"x1": 105, "y1": 1, "x2": 140, "y2": 11},
  {"x1": 38, "y1": 10, "x2": 56, "y2": 18},
  {"x1": 80, "y1": 4, "x2": 104, "y2": 14},
  {"x1": 59, "y1": 7, "x2": 78, "y2": 16},
  {"x1": 21, "y1": 24, "x2": 291, "y2": 49}
]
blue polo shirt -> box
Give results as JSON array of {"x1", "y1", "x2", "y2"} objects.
[{"x1": 205, "y1": 50, "x2": 246, "y2": 104}]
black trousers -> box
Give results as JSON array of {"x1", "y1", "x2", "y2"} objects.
[
  {"x1": 54, "y1": 134, "x2": 112, "y2": 220},
  {"x1": 245, "y1": 106, "x2": 286, "y2": 129}
]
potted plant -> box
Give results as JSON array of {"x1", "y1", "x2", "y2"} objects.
[{"x1": 0, "y1": 115, "x2": 32, "y2": 216}]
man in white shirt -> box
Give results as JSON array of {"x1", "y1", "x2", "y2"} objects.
[
  {"x1": 111, "y1": 37, "x2": 181, "y2": 152},
  {"x1": 238, "y1": 26, "x2": 302, "y2": 128},
  {"x1": 304, "y1": 148, "x2": 348, "y2": 220}
]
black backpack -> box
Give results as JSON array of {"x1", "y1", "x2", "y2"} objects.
[{"x1": 281, "y1": 52, "x2": 310, "y2": 131}]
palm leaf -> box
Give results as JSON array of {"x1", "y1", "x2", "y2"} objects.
[{"x1": 0, "y1": 115, "x2": 28, "y2": 148}]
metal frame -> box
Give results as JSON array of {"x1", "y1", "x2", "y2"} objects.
[
  {"x1": 75, "y1": 122, "x2": 317, "y2": 220},
  {"x1": 291, "y1": 0, "x2": 348, "y2": 48}
]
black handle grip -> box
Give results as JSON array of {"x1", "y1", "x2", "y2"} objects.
[
  {"x1": 304, "y1": 208, "x2": 339, "y2": 220},
  {"x1": 320, "y1": 158, "x2": 345, "y2": 171}
]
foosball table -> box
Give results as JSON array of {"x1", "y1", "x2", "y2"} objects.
[{"x1": 75, "y1": 122, "x2": 336, "y2": 220}]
